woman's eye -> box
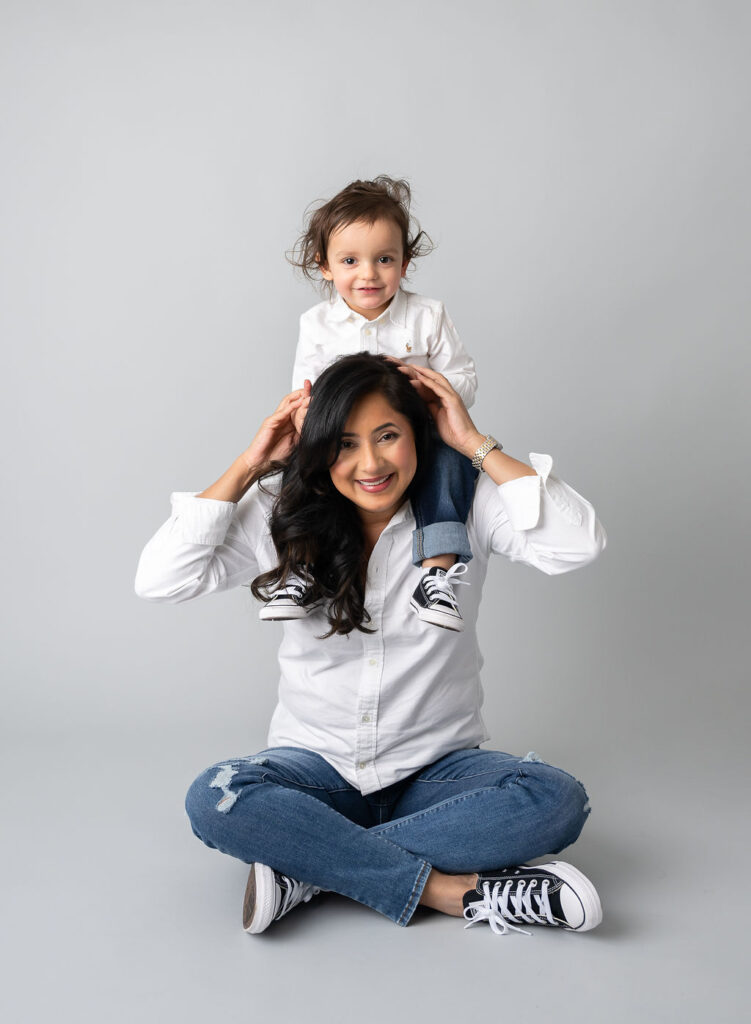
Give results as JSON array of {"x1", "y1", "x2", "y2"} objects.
[
  {"x1": 379, "y1": 432, "x2": 397, "y2": 443},
  {"x1": 339, "y1": 440, "x2": 355, "y2": 450}
]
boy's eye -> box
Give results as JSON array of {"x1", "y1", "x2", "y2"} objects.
[
  {"x1": 342, "y1": 257, "x2": 356, "y2": 265},
  {"x1": 378, "y1": 256, "x2": 393, "y2": 264}
]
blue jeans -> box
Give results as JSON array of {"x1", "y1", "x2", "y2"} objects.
[
  {"x1": 411, "y1": 438, "x2": 478, "y2": 566},
  {"x1": 185, "y1": 746, "x2": 590, "y2": 927}
]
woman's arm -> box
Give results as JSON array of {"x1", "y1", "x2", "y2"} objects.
[
  {"x1": 406, "y1": 365, "x2": 606, "y2": 572},
  {"x1": 199, "y1": 388, "x2": 310, "y2": 502},
  {"x1": 135, "y1": 387, "x2": 309, "y2": 601},
  {"x1": 405, "y1": 364, "x2": 537, "y2": 485}
]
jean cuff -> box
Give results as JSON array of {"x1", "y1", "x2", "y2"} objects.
[
  {"x1": 396, "y1": 860, "x2": 432, "y2": 927},
  {"x1": 412, "y1": 522, "x2": 473, "y2": 566}
]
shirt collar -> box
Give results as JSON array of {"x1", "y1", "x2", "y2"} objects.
[
  {"x1": 325, "y1": 287, "x2": 409, "y2": 327},
  {"x1": 383, "y1": 499, "x2": 415, "y2": 531},
  {"x1": 327, "y1": 294, "x2": 355, "y2": 322}
]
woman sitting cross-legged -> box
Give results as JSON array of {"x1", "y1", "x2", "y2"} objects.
[{"x1": 135, "y1": 353, "x2": 607, "y2": 937}]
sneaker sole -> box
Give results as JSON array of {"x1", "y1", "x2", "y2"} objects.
[
  {"x1": 543, "y1": 861, "x2": 603, "y2": 932},
  {"x1": 409, "y1": 598, "x2": 464, "y2": 632},
  {"x1": 258, "y1": 605, "x2": 313, "y2": 621},
  {"x1": 242, "y1": 863, "x2": 276, "y2": 934}
]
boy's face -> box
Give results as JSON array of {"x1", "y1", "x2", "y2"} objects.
[{"x1": 320, "y1": 218, "x2": 408, "y2": 321}]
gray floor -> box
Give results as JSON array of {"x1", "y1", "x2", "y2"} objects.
[{"x1": 2, "y1": 724, "x2": 745, "y2": 1024}]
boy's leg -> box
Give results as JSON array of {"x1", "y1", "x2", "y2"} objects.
[
  {"x1": 409, "y1": 440, "x2": 478, "y2": 630},
  {"x1": 412, "y1": 438, "x2": 478, "y2": 567},
  {"x1": 184, "y1": 746, "x2": 431, "y2": 927}
]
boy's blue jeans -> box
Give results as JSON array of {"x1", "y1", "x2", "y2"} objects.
[
  {"x1": 185, "y1": 746, "x2": 590, "y2": 927},
  {"x1": 411, "y1": 438, "x2": 478, "y2": 566}
]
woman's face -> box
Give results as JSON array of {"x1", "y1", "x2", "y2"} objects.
[{"x1": 329, "y1": 391, "x2": 417, "y2": 525}]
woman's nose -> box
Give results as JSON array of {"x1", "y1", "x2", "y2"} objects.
[{"x1": 359, "y1": 442, "x2": 383, "y2": 473}]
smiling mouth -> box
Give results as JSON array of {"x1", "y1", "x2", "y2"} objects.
[{"x1": 356, "y1": 473, "x2": 393, "y2": 492}]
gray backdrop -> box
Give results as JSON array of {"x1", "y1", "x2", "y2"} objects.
[{"x1": 2, "y1": 1, "x2": 748, "y2": 1021}]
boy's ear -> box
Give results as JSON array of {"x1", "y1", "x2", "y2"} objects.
[
  {"x1": 316, "y1": 253, "x2": 334, "y2": 281},
  {"x1": 401, "y1": 257, "x2": 409, "y2": 278}
]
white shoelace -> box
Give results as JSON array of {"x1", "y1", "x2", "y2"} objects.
[
  {"x1": 424, "y1": 563, "x2": 470, "y2": 609},
  {"x1": 277, "y1": 874, "x2": 321, "y2": 920},
  {"x1": 270, "y1": 579, "x2": 308, "y2": 602},
  {"x1": 463, "y1": 878, "x2": 556, "y2": 936}
]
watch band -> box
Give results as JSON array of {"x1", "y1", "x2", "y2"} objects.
[{"x1": 471, "y1": 434, "x2": 502, "y2": 471}]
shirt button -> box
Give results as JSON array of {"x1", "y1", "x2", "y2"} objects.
[
  {"x1": 361, "y1": 714, "x2": 371, "y2": 723},
  {"x1": 358, "y1": 761, "x2": 367, "y2": 770},
  {"x1": 364, "y1": 328, "x2": 372, "y2": 336},
  {"x1": 368, "y1": 658, "x2": 377, "y2": 666}
]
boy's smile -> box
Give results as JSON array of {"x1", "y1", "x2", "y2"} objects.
[{"x1": 320, "y1": 218, "x2": 408, "y2": 321}]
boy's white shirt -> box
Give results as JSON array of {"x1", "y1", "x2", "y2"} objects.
[{"x1": 291, "y1": 288, "x2": 478, "y2": 408}]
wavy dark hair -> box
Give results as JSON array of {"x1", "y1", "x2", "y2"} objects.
[
  {"x1": 288, "y1": 176, "x2": 434, "y2": 297},
  {"x1": 251, "y1": 354, "x2": 435, "y2": 637}
]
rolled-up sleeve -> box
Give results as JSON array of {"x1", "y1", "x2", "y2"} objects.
[
  {"x1": 429, "y1": 304, "x2": 478, "y2": 408},
  {"x1": 474, "y1": 453, "x2": 607, "y2": 574},
  {"x1": 134, "y1": 490, "x2": 265, "y2": 602},
  {"x1": 291, "y1": 313, "x2": 324, "y2": 391}
]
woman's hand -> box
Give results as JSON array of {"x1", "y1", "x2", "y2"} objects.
[
  {"x1": 291, "y1": 379, "x2": 312, "y2": 438},
  {"x1": 197, "y1": 385, "x2": 310, "y2": 503},
  {"x1": 402, "y1": 365, "x2": 485, "y2": 458},
  {"x1": 244, "y1": 383, "x2": 311, "y2": 471},
  {"x1": 404, "y1": 365, "x2": 537, "y2": 485}
]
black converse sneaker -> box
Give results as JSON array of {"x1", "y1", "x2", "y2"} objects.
[
  {"x1": 258, "y1": 577, "x2": 315, "y2": 621},
  {"x1": 409, "y1": 564, "x2": 469, "y2": 631},
  {"x1": 462, "y1": 861, "x2": 602, "y2": 936},
  {"x1": 243, "y1": 862, "x2": 321, "y2": 934}
]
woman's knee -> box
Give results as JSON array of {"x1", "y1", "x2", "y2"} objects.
[
  {"x1": 523, "y1": 760, "x2": 591, "y2": 849},
  {"x1": 184, "y1": 759, "x2": 265, "y2": 841}
]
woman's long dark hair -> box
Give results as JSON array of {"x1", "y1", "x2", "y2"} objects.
[{"x1": 251, "y1": 354, "x2": 435, "y2": 637}]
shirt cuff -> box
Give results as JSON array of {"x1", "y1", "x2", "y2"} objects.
[
  {"x1": 497, "y1": 471, "x2": 542, "y2": 531},
  {"x1": 497, "y1": 453, "x2": 585, "y2": 531},
  {"x1": 169, "y1": 492, "x2": 237, "y2": 546}
]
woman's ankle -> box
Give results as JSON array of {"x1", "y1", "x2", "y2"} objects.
[{"x1": 419, "y1": 868, "x2": 478, "y2": 917}]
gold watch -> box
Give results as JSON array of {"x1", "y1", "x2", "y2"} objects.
[{"x1": 471, "y1": 435, "x2": 502, "y2": 471}]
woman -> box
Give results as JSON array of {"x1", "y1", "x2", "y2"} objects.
[{"x1": 135, "y1": 354, "x2": 607, "y2": 937}]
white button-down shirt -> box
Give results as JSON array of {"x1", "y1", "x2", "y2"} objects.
[
  {"x1": 135, "y1": 456, "x2": 605, "y2": 794},
  {"x1": 292, "y1": 288, "x2": 478, "y2": 407}
]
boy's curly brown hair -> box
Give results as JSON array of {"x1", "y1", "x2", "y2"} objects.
[{"x1": 288, "y1": 176, "x2": 434, "y2": 296}]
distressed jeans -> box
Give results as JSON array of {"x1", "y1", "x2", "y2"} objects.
[
  {"x1": 411, "y1": 438, "x2": 478, "y2": 566},
  {"x1": 185, "y1": 746, "x2": 590, "y2": 926}
]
